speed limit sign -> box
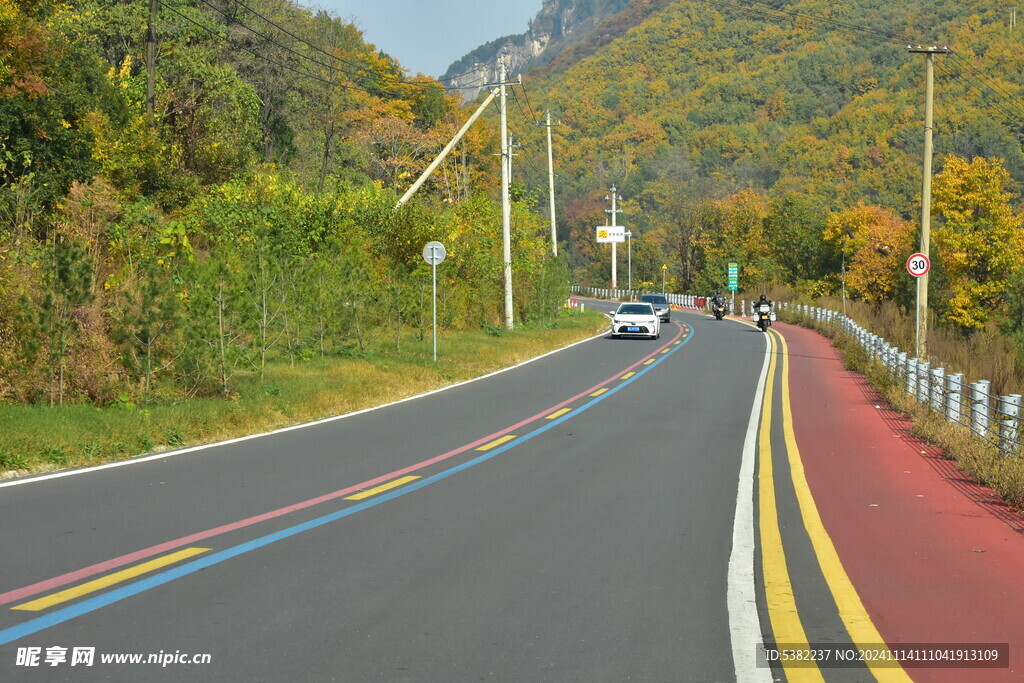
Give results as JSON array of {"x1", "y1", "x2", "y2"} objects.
[{"x1": 906, "y1": 252, "x2": 930, "y2": 277}]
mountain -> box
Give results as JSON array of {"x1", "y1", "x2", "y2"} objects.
[
  {"x1": 487, "y1": 0, "x2": 1024, "y2": 297},
  {"x1": 441, "y1": 0, "x2": 634, "y2": 100}
]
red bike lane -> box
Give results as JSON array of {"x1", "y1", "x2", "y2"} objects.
[{"x1": 782, "y1": 322, "x2": 1024, "y2": 681}]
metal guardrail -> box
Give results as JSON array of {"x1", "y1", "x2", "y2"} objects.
[
  {"x1": 777, "y1": 301, "x2": 1023, "y2": 458},
  {"x1": 569, "y1": 287, "x2": 1023, "y2": 457},
  {"x1": 568, "y1": 285, "x2": 734, "y2": 313}
]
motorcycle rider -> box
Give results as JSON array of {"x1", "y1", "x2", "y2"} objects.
[
  {"x1": 710, "y1": 290, "x2": 727, "y2": 317},
  {"x1": 753, "y1": 293, "x2": 773, "y2": 330}
]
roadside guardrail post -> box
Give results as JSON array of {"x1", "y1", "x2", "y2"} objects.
[
  {"x1": 946, "y1": 373, "x2": 963, "y2": 423},
  {"x1": 930, "y1": 367, "x2": 944, "y2": 412},
  {"x1": 896, "y1": 351, "x2": 907, "y2": 383},
  {"x1": 999, "y1": 394, "x2": 1022, "y2": 456},
  {"x1": 971, "y1": 380, "x2": 991, "y2": 439},
  {"x1": 917, "y1": 362, "x2": 931, "y2": 403},
  {"x1": 906, "y1": 357, "x2": 917, "y2": 395}
]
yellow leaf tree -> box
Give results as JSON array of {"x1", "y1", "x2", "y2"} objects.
[
  {"x1": 932, "y1": 156, "x2": 1024, "y2": 329},
  {"x1": 824, "y1": 204, "x2": 914, "y2": 304}
]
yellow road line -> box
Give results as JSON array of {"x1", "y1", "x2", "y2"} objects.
[
  {"x1": 475, "y1": 435, "x2": 517, "y2": 451},
  {"x1": 661, "y1": 349, "x2": 670, "y2": 354},
  {"x1": 643, "y1": 359, "x2": 655, "y2": 365},
  {"x1": 621, "y1": 372, "x2": 636, "y2": 379},
  {"x1": 345, "y1": 475, "x2": 421, "y2": 500},
  {"x1": 590, "y1": 388, "x2": 609, "y2": 396},
  {"x1": 12, "y1": 548, "x2": 210, "y2": 612},
  {"x1": 674, "y1": 341, "x2": 681, "y2": 345},
  {"x1": 545, "y1": 408, "x2": 571, "y2": 420},
  {"x1": 775, "y1": 330, "x2": 911, "y2": 682},
  {"x1": 758, "y1": 334, "x2": 824, "y2": 682}
]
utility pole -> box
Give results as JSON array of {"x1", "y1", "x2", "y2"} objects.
[
  {"x1": 539, "y1": 110, "x2": 560, "y2": 256},
  {"x1": 147, "y1": 0, "x2": 158, "y2": 121},
  {"x1": 908, "y1": 44, "x2": 950, "y2": 359},
  {"x1": 396, "y1": 87, "x2": 498, "y2": 208},
  {"x1": 605, "y1": 187, "x2": 622, "y2": 291},
  {"x1": 499, "y1": 59, "x2": 514, "y2": 330},
  {"x1": 625, "y1": 230, "x2": 633, "y2": 297}
]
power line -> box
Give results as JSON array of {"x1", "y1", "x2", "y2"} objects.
[
  {"x1": 437, "y1": 55, "x2": 503, "y2": 83},
  {"x1": 944, "y1": 52, "x2": 1024, "y2": 123},
  {"x1": 693, "y1": 0, "x2": 1024, "y2": 130},
  {"x1": 228, "y1": 0, "x2": 436, "y2": 90},
  {"x1": 195, "y1": 0, "x2": 367, "y2": 87},
  {"x1": 934, "y1": 59, "x2": 1024, "y2": 126},
  {"x1": 158, "y1": 0, "x2": 374, "y2": 93}
]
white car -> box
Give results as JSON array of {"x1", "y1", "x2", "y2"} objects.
[{"x1": 610, "y1": 302, "x2": 661, "y2": 339}]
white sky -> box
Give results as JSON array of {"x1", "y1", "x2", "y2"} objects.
[{"x1": 305, "y1": 1, "x2": 543, "y2": 77}]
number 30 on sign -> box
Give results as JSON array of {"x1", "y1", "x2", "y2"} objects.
[{"x1": 906, "y1": 252, "x2": 930, "y2": 277}]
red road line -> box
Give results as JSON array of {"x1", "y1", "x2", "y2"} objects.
[
  {"x1": 784, "y1": 322, "x2": 1024, "y2": 681},
  {"x1": 0, "y1": 322, "x2": 687, "y2": 607}
]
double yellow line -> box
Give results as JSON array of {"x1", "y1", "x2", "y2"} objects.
[{"x1": 758, "y1": 328, "x2": 910, "y2": 682}]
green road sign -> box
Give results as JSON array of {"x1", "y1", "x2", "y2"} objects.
[{"x1": 727, "y1": 262, "x2": 739, "y2": 291}]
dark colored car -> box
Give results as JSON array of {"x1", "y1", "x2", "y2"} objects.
[{"x1": 639, "y1": 293, "x2": 670, "y2": 322}]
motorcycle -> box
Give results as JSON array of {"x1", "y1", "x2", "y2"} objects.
[
  {"x1": 712, "y1": 301, "x2": 726, "y2": 320},
  {"x1": 754, "y1": 301, "x2": 775, "y2": 332}
]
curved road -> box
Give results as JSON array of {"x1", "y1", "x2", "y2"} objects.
[
  {"x1": 3, "y1": 299, "x2": 1018, "y2": 681},
  {"x1": 0, "y1": 303, "x2": 768, "y2": 681}
]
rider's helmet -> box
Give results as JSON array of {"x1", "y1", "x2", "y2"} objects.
[
  {"x1": 759, "y1": 293, "x2": 768, "y2": 302},
  {"x1": 716, "y1": 290, "x2": 722, "y2": 296}
]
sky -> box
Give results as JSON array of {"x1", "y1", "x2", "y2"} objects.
[{"x1": 306, "y1": 1, "x2": 543, "y2": 77}]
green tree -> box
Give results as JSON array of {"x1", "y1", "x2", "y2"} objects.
[
  {"x1": 112, "y1": 260, "x2": 180, "y2": 401},
  {"x1": 33, "y1": 241, "x2": 95, "y2": 405}
]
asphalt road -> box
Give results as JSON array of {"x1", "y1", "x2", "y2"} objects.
[{"x1": 0, "y1": 303, "x2": 771, "y2": 681}]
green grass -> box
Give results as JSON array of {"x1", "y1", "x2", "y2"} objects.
[{"x1": 0, "y1": 310, "x2": 607, "y2": 477}]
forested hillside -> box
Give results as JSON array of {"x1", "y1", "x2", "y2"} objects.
[
  {"x1": 0, "y1": 0, "x2": 567, "y2": 406},
  {"x1": 498, "y1": 0, "x2": 1024, "y2": 338}
]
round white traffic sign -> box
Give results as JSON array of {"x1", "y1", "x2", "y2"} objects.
[
  {"x1": 906, "y1": 252, "x2": 930, "y2": 277},
  {"x1": 422, "y1": 241, "x2": 446, "y2": 266}
]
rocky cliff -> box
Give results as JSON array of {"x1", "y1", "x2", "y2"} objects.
[{"x1": 441, "y1": 0, "x2": 631, "y2": 101}]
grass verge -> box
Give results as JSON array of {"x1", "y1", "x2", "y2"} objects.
[
  {"x1": 0, "y1": 310, "x2": 607, "y2": 478},
  {"x1": 790, "y1": 314, "x2": 1024, "y2": 510}
]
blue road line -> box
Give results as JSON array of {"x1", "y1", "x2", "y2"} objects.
[{"x1": 0, "y1": 324, "x2": 696, "y2": 645}]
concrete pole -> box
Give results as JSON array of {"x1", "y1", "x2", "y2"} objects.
[
  {"x1": 611, "y1": 188, "x2": 618, "y2": 290},
  {"x1": 545, "y1": 110, "x2": 557, "y2": 256},
  {"x1": 626, "y1": 230, "x2": 632, "y2": 297},
  {"x1": 918, "y1": 52, "x2": 933, "y2": 360},
  {"x1": 499, "y1": 60, "x2": 513, "y2": 330},
  {"x1": 396, "y1": 89, "x2": 497, "y2": 209},
  {"x1": 147, "y1": 0, "x2": 158, "y2": 121},
  {"x1": 909, "y1": 45, "x2": 949, "y2": 358}
]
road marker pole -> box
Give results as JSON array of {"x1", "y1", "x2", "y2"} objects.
[{"x1": 423, "y1": 242, "x2": 447, "y2": 361}]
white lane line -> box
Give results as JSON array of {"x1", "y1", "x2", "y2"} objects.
[
  {"x1": 727, "y1": 328, "x2": 773, "y2": 682},
  {"x1": 1, "y1": 329, "x2": 610, "y2": 489}
]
